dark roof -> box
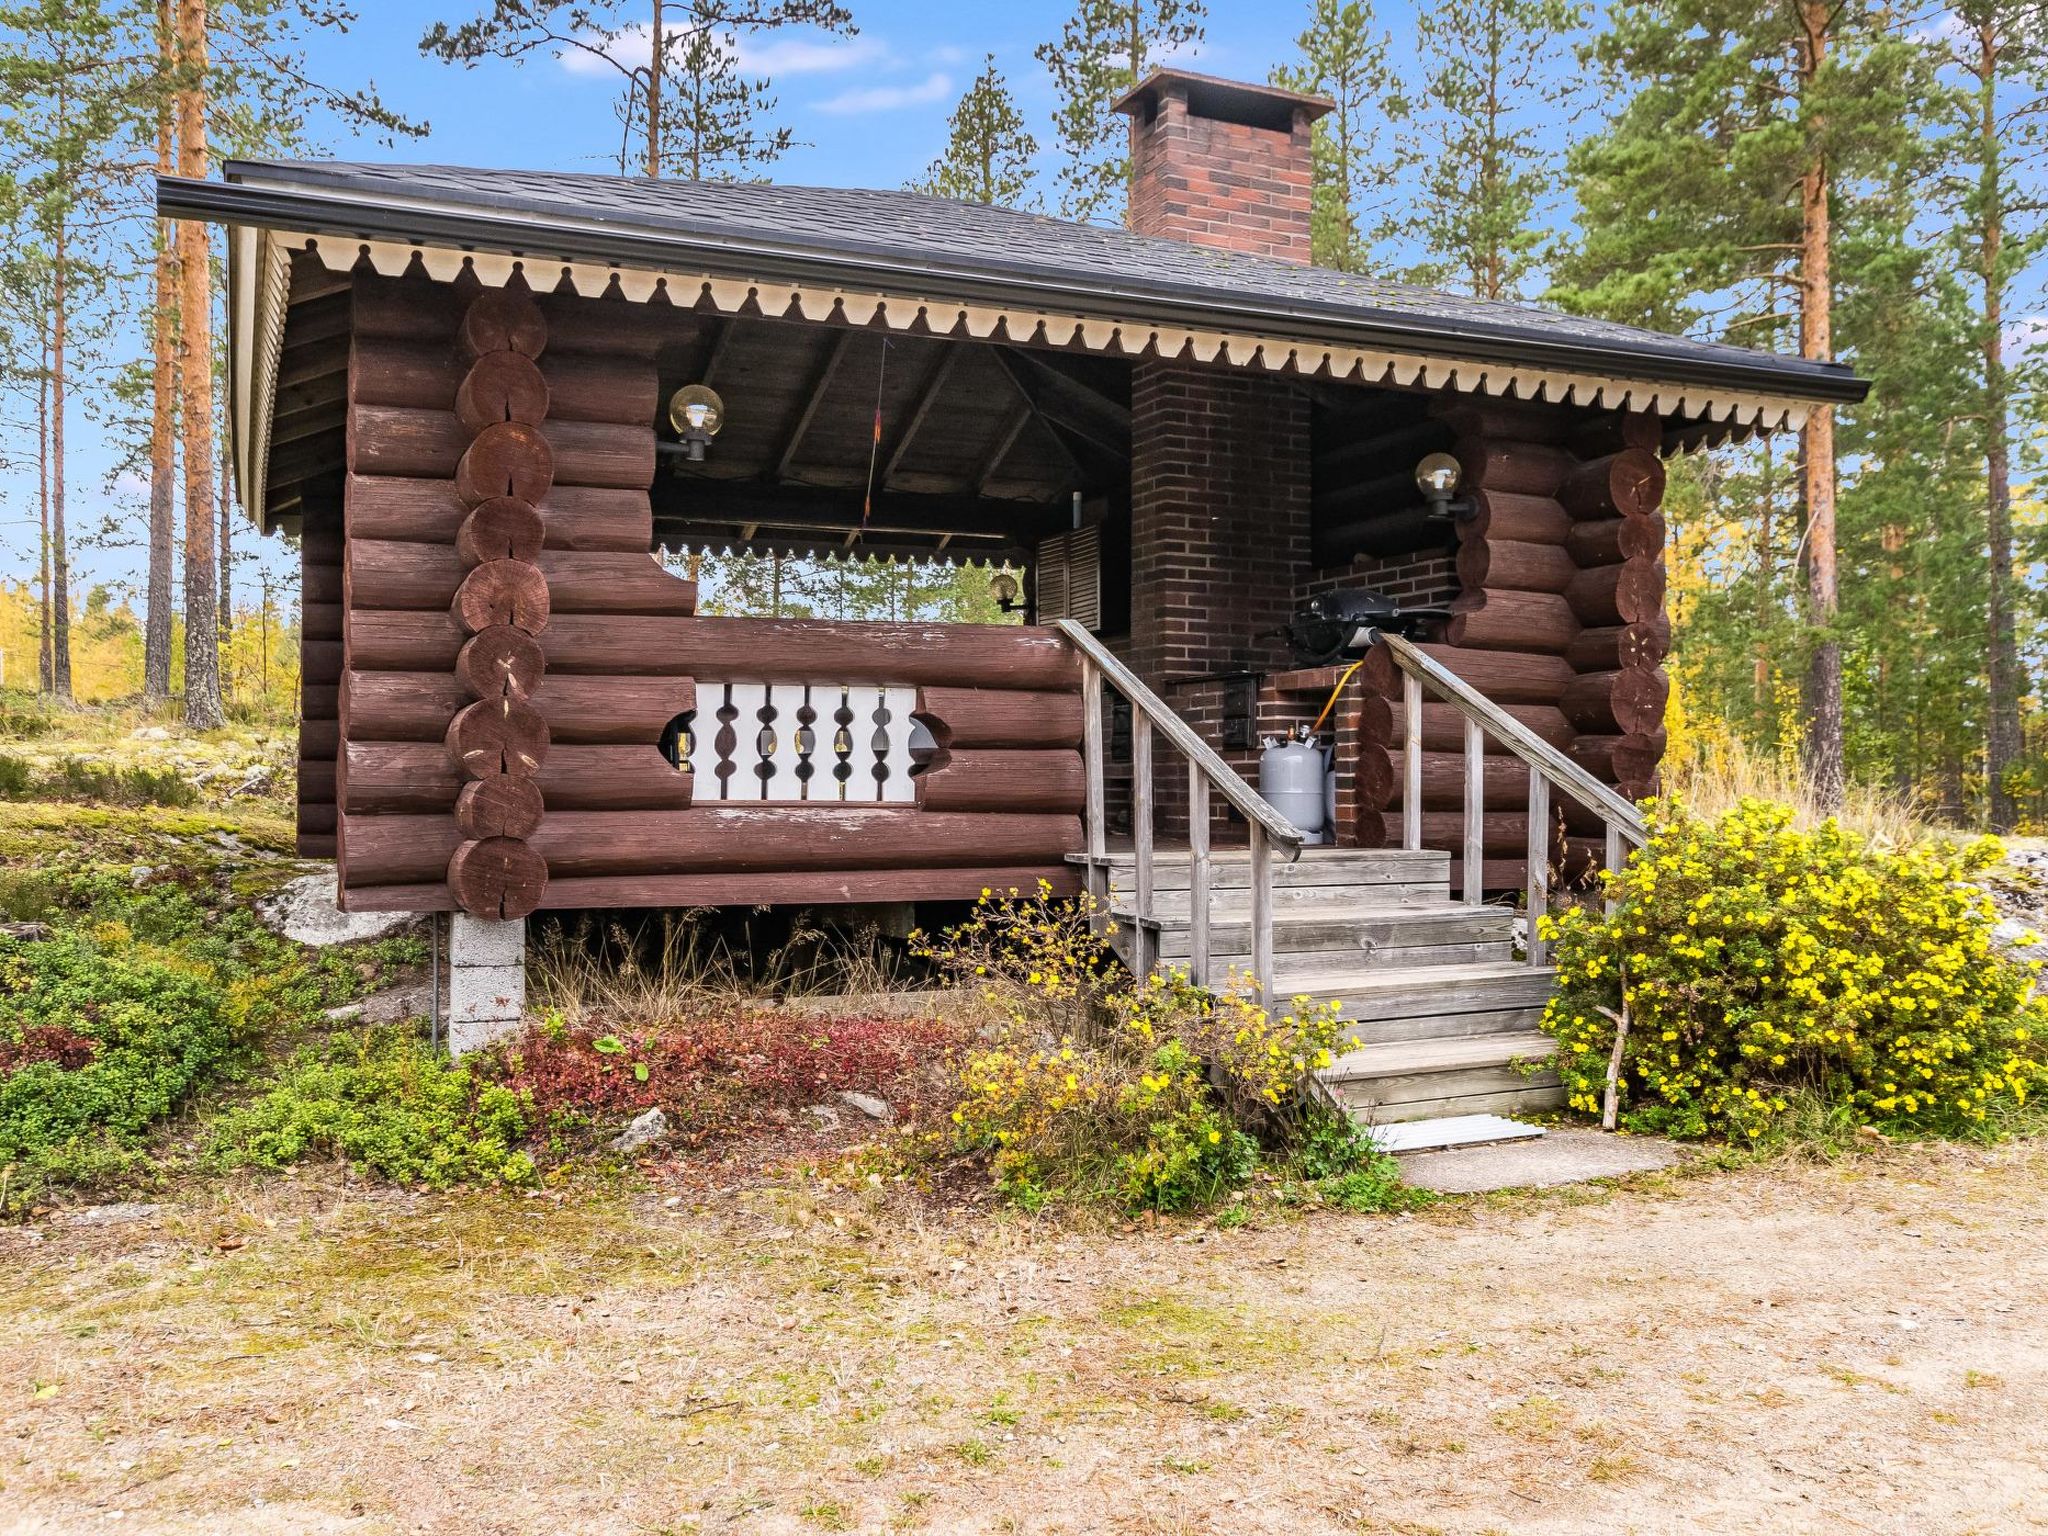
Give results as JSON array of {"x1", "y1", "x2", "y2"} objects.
[{"x1": 164, "y1": 160, "x2": 1865, "y2": 406}]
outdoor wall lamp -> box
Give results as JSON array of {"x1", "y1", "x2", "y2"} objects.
[
  {"x1": 1415, "y1": 451, "x2": 1475, "y2": 522},
  {"x1": 667, "y1": 383, "x2": 726, "y2": 462},
  {"x1": 989, "y1": 568, "x2": 1024, "y2": 614}
]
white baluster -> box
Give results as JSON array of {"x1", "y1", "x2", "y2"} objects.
[
  {"x1": 843, "y1": 685, "x2": 884, "y2": 802},
  {"x1": 878, "y1": 686, "x2": 919, "y2": 803},
  {"x1": 726, "y1": 682, "x2": 770, "y2": 800},
  {"x1": 688, "y1": 682, "x2": 729, "y2": 800}
]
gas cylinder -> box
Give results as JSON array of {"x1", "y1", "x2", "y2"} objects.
[{"x1": 1260, "y1": 731, "x2": 1328, "y2": 842}]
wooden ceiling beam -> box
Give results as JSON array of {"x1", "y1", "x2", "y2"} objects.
[
  {"x1": 879, "y1": 344, "x2": 961, "y2": 488},
  {"x1": 773, "y1": 328, "x2": 856, "y2": 480},
  {"x1": 975, "y1": 402, "x2": 1036, "y2": 497}
]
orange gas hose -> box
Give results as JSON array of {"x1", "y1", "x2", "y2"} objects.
[{"x1": 1309, "y1": 659, "x2": 1365, "y2": 736}]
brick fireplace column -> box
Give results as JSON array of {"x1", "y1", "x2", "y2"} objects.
[{"x1": 1114, "y1": 72, "x2": 1330, "y2": 836}]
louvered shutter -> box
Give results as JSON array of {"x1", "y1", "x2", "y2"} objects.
[{"x1": 1035, "y1": 527, "x2": 1101, "y2": 630}]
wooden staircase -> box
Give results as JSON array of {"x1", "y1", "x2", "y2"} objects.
[{"x1": 1096, "y1": 847, "x2": 1565, "y2": 1123}]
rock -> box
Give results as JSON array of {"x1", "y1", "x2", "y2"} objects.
[
  {"x1": 804, "y1": 1104, "x2": 843, "y2": 1131},
  {"x1": 1991, "y1": 917, "x2": 2048, "y2": 962},
  {"x1": 133, "y1": 726, "x2": 170, "y2": 742},
  {"x1": 1855, "y1": 1125, "x2": 1892, "y2": 1146},
  {"x1": 612, "y1": 1107, "x2": 668, "y2": 1154},
  {"x1": 323, "y1": 1003, "x2": 366, "y2": 1022},
  {"x1": 0, "y1": 922, "x2": 52, "y2": 942},
  {"x1": 65, "y1": 1202, "x2": 161, "y2": 1227},
  {"x1": 836, "y1": 1090, "x2": 895, "y2": 1124},
  {"x1": 258, "y1": 872, "x2": 420, "y2": 948}
]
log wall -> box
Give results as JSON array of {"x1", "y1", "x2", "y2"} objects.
[
  {"x1": 332, "y1": 268, "x2": 1085, "y2": 914},
  {"x1": 1352, "y1": 402, "x2": 1670, "y2": 887}
]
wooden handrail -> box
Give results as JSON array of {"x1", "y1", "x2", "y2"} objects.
[
  {"x1": 1372, "y1": 629, "x2": 1647, "y2": 964},
  {"x1": 1056, "y1": 619, "x2": 1303, "y2": 994}
]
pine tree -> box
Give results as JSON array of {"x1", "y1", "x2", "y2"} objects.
[
  {"x1": 1933, "y1": 0, "x2": 2048, "y2": 829},
  {"x1": 422, "y1": 1, "x2": 854, "y2": 181},
  {"x1": 1270, "y1": 0, "x2": 1405, "y2": 272},
  {"x1": 910, "y1": 55, "x2": 1037, "y2": 207},
  {"x1": 144, "y1": 0, "x2": 175, "y2": 703},
  {"x1": 1401, "y1": 0, "x2": 1581, "y2": 299},
  {"x1": 1553, "y1": 0, "x2": 1926, "y2": 807},
  {"x1": 1035, "y1": 0, "x2": 1205, "y2": 224}
]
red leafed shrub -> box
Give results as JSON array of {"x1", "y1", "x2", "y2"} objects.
[
  {"x1": 0, "y1": 1025, "x2": 99, "y2": 1076},
  {"x1": 495, "y1": 1009, "x2": 965, "y2": 1140}
]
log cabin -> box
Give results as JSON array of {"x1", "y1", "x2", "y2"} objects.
[{"x1": 159, "y1": 70, "x2": 1865, "y2": 1119}]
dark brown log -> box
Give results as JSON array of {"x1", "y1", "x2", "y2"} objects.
[
  {"x1": 1560, "y1": 668, "x2": 1670, "y2": 735},
  {"x1": 452, "y1": 558, "x2": 551, "y2": 635},
  {"x1": 302, "y1": 562, "x2": 343, "y2": 604},
  {"x1": 457, "y1": 497, "x2": 546, "y2": 566},
  {"x1": 446, "y1": 696, "x2": 551, "y2": 778},
  {"x1": 916, "y1": 750, "x2": 1084, "y2": 813},
  {"x1": 352, "y1": 276, "x2": 683, "y2": 357},
  {"x1": 302, "y1": 601, "x2": 343, "y2": 641},
  {"x1": 347, "y1": 612, "x2": 1078, "y2": 688},
  {"x1": 1568, "y1": 410, "x2": 1661, "y2": 458},
  {"x1": 1565, "y1": 513, "x2": 1665, "y2": 566},
  {"x1": 301, "y1": 719, "x2": 341, "y2": 758},
  {"x1": 1414, "y1": 810, "x2": 1562, "y2": 857},
  {"x1": 1464, "y1": 490, "x2": 1570, "y2": 546},
  {"x1": 456, "y1": 626, "x2": 547, "y2": 700},
  {"x1": 298, "y1": 803, "x2": 338, "y2": 836},
  {"x1": 1444, "y1": 589, "x2": 1579, "y2": 655},
  {"x1": 341, "y1": 863, "x2": 1086, "y2": 913},
  {"x1": 458, "y1": 287, "x2": 546, "y2": 361},
  {"x1": 1376, "y1": 701, "x2": 1574, "y2": 754},
  {"x1": 342, "y1": 808, "x2": 1082, "y2": 886},
  {"x1": 345, "y1": 669, "x2": 693, "y2": 745},
  {"x1": 1455, "y1": 538, "x2": 1576, "y2": 594},
  {"x1": 448, "y1": 836, "x2": 549, "y2": 920},
  {"x1": 298, "y1": 520, "x2": 343, "y2": 563},
  {"x1": 353, "y1": 539, "x2": 693, "y2": 617},
  {"x1": 1378, "y1": 750, "x2": 1540, "y2": 810},
  {"x1": 456, "y1": 777, "x2": 546, "y2": 840},
  {"x1": 302, "y1": 682, "x2": 339, "y2": 720},
  {"x1": 303, "y1": 639, "x2": 343, "y2": 684},
  {"x1": 1358, "y1": 641, "x2": 1576, "y2": 706},
  {"x1": 352, "y1": 276, "x2": 463, "y2": 343},
  {"x1": 1566, "y1": 618, "x2": 1672, "y2": 672},
  {"x1": 351, "y1": 741, "x2": 690, "y2": 814},
  {"x1": 298, "y1": 757, "x2": 336, "y2": 801},
  {"x1": 1559, "y1": 449, "x2": 1666, "y2": 520},
  {"x1": 1565, "y1": 556, "x2": 1666, "y2": 627},
  {"x1": 351, "y1": 337, "x2": 658, "y2": 426},
  {"x1": 914, "y1": 686, "x2": 1084, "y2": 750},
  {"x1": 455, "y1": 420, "x2": 555, "y2": 506},
  {"x1": 455, "y1": 351, "x2": 549, "y2": 434},
  {"x1": 298, "y1": 833, "x2": 338, "y2": 860},
  {"x1": 1569, "y1": 729, "x2": 1668, "y2": 786},
  {"x1": 345, "y1": 475, "x2": 651, "y2": 552},
  {"x1": 1456, "y1": 437, "x2": 1574, "y2": 496}
]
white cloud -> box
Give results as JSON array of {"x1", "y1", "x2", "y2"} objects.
[
  {"x1": 814, "y1": 71, "x2": 953, "y2": 115},
  {"x1": 110, "y1": 469, "x2": 151, "y2": 501},
  {"x1": 558, "y1": 23, "x2": 888, "y2": 79}
]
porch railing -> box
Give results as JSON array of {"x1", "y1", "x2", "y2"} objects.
[
  {"x1": 1374, "y1": 629, "x2": 1648, "y2": 965},
  {"x1": 1054, "y1": 619, "x2": 1305, "y2": 992}
]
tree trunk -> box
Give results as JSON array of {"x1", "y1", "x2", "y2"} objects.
[
  {"x1": 36, "y1": 327, "x2": 51, "y2": 696},
  {"x1": 219, "y1": 441, "x2": 233, "y2": 703},
  {"x1": 1797, "y1": 0, "x2": 1843, "y2": 812},
  {"x1": 144, "y1": 0, "x2": 178, "y2": 702},
  {"x1": 176, "y1": 0, "x2": 223, "y2": 728},
  {"x1": 1978, "y1": 19, "x2": 2020, "y2": 832},
  {"x1": 50, "y1": 207, "x2": 74, "y2": 703},
  {"x1": 645, "y1": 0, "x2": 662, "y2": 177}
]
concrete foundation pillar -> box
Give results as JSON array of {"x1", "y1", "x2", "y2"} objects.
[{"x1": 446, "y1": 913, "x2": 526, "y2": 1055}]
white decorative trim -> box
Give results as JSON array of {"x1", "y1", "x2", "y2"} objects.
[{"x1": 233, "y1": 228, "x2": 1818, "y2": 524}]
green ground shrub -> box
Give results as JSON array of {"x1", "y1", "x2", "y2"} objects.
[
  {"x1": 0, "y1": 755, "x2": 196, "y2": 808},
  {"x1": 0, "y1": 933, "x2": 243, "y2": 1186},
  {"x1": 209, "y1": 1028, "x2": 534, "y2": 1187},
  {"x1": 1540, "y1": 798, "x2": 2048, "y2": 1141}
]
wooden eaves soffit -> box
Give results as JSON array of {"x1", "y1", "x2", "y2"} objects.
[{"x1": 224, "y1": 225, "x2": 1823, "y2": 529}]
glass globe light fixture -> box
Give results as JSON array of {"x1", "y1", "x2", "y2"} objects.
[
  {"x1": 667, "y1": 383, "x2": 726, "y2": 462},
  {"x1": 1414, "y1": 451, "x2": 1473, "y2": 521},
  {"x1": 989, "y1": 568, "x2": 1023, "y2": 614}
]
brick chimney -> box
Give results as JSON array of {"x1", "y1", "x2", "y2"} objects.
[{"x1": 1113, "y1": 69, "x2": 1332, "y2": 265}]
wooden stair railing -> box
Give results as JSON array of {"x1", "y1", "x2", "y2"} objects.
[
  {"x1": 1375, "y1": 629, "x2": 1648, "y2": 964},
  {"x1": 1053, "y1": 619, "x2": 1306, "y2": 992}
]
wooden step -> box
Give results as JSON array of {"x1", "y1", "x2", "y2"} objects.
[
  {"x1": 1326, "y1": 1030, "x2": 1554, "y2": 1083},
  {"x1": 1286, "y1": 961, "x2": 1557, "y2": 1022},
  {"x1": 1366, "y1": 1114, "x2": 1547, "y2": 1154},
  {"x1": 1339, "y1": 1003, "x2": 1549, "y2": 1046},
  {"x1": 1081, "y1": 848, "x2": 1452, "y2": 891},
  {"x1": 1326, "y1": 1029, "x2": 1563, "y2": 1124},
  {"x1": 1111, "y1": 880, "x2": 1457, "y2": 913},
  {"x1": 1113, "y1": 903, "x2": 1516, "y2": 958}
]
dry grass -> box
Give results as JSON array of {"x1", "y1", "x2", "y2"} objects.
[
  {"x1": 3, "y1": 1139, "x2": 2046, "y2": 1534},
  {"x1": 528, "y1": 908, "x2": 916, "y2": 1027},
  {"x1": 1661, "y1": 737, "x2": 1943, "y2": 849}
]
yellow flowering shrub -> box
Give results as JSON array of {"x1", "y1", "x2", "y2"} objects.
[
  {"x1": 914, "y1": 887, "x2": 1368, "y2": 1212},
  {"x1": 1540, "y1": 798, "x2": 2048, "y2": 1141}
]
